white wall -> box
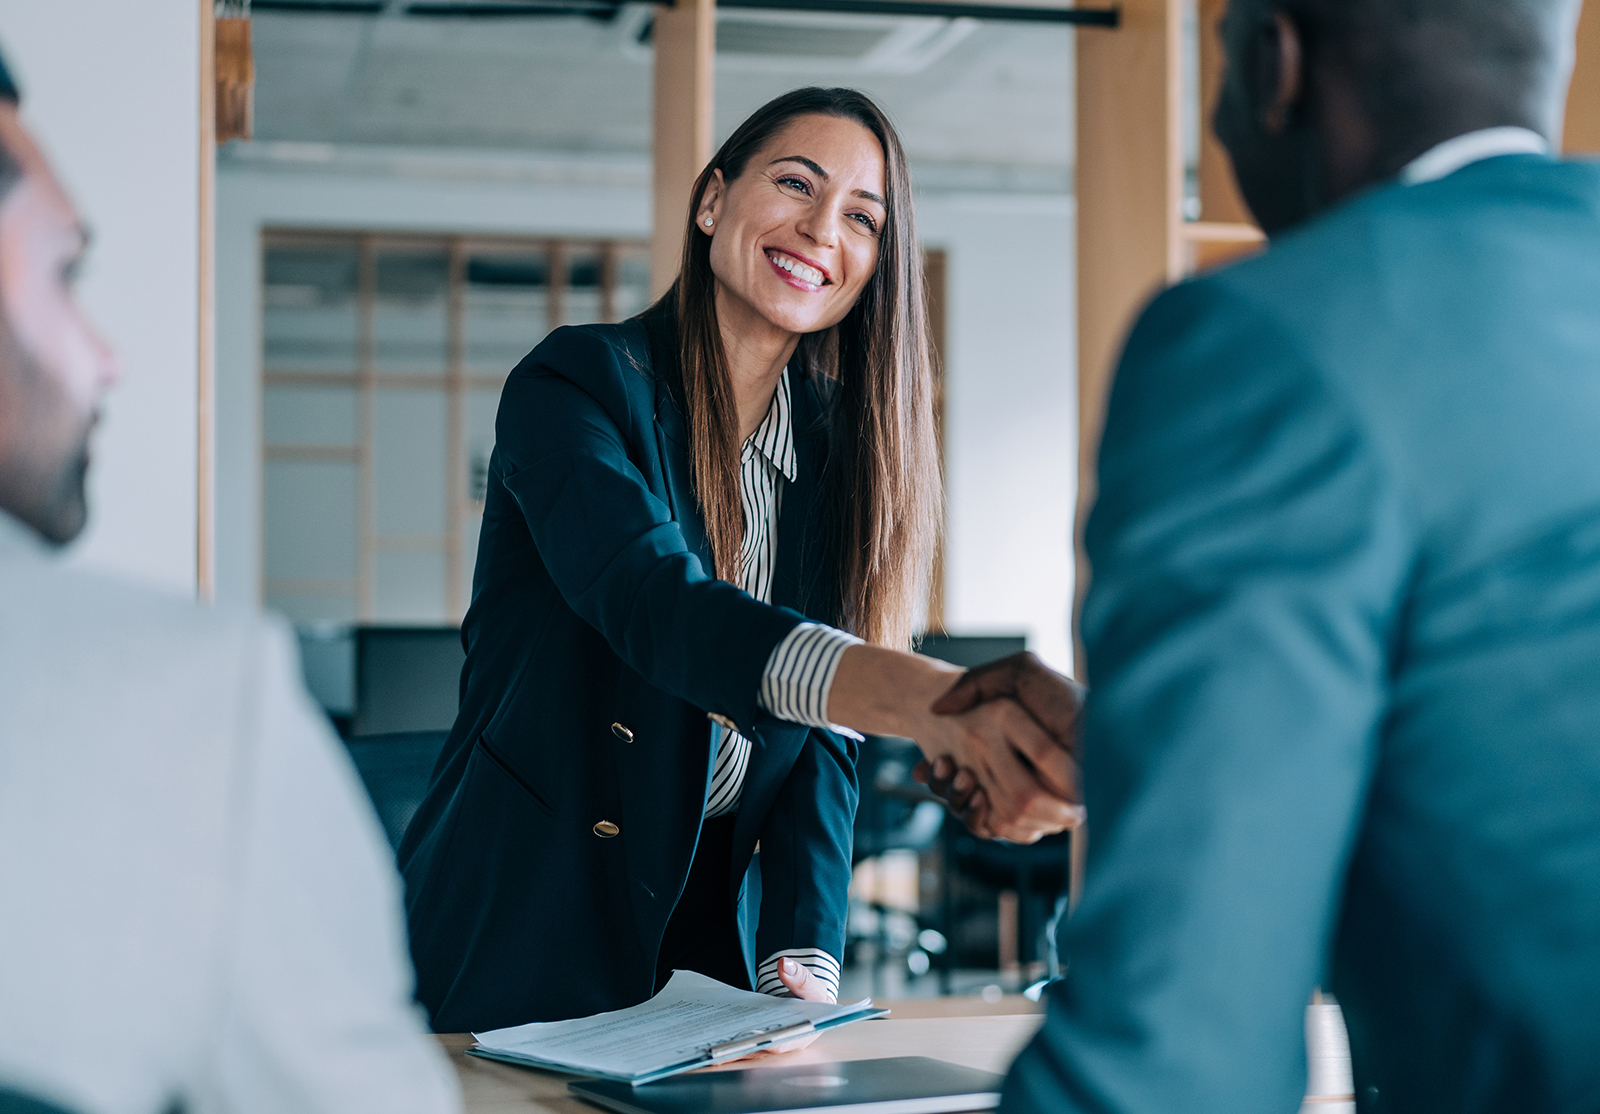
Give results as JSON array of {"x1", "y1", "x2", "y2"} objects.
[
  {"x1": 217, "y1": 152, "x2": 1076, "y2": 672},
  {"x1": 0, "y1": 1, "x2": 202, "y2": 594},
  {"x1": 921, "y1": 193, "x2": 1077, "y2": 674}
]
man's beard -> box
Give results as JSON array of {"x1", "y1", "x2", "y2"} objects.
[
  {"x1": 0, "y1": 321, "x2": 95, "y2": 546},
  {"x1": 27, "y1": 418, "x2": 92, "y2": 544}
]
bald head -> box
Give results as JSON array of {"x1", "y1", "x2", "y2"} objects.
[{"x1": 1215, "y1": 0, "x2": 1582, "y2": 233}]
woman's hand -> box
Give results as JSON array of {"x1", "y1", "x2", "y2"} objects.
[{"x1": 734, "y1": 959, "x2": 831, "y2": 1059}]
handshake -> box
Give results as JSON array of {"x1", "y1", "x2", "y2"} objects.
[
  {"x1": 918, "y1": 652, "x2": 1087, "y2": 844},
  {"x1": 831, "y1": 645, "x2": 1086, "y2": 844}
]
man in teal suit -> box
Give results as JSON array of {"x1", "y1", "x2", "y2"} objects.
[{"x1": 931, "y1": 0, "x2": 1600, "y2": 1109}]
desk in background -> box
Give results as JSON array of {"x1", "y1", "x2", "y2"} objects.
[{"x1": 442, "y1": 997, "x2": 1045, "y2": 1113}]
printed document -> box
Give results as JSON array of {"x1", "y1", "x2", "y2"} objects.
[{"x1": 468, "y1": 970, "x2": 885, "y2": 1084}]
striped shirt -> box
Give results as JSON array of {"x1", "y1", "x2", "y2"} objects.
[{"x1": 706, "y1": 366, "x2": 862, "y2": 1002}]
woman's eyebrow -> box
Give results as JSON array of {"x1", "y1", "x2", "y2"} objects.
[
  {"x1": 771, "y1": 155, "x2": 829, "y2": 179},
  {"x1": 770, "y1": 156, "x2": 886, "y2": 207}
]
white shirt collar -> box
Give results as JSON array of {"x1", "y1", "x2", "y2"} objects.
[
  {"x1": 1400, "y1": 126, "x2": 1551, "y2": 186},
  {"x1": 743, "y1": 367, "x2": 798, "y2": 483}
]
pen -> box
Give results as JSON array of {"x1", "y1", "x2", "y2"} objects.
[{"x1": 707, "y1": 1021, "x2": 817, "y2": 1059}]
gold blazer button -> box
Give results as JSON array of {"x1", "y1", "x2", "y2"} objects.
[
  {"x1": 593, "y1": 820, "x2": 621, "y2": 839},
  {"x1": 611, "y1": 722, "x2": 634, "y2": 743},
  {"x1": 708, "y1": 713, "x2": 738, "y2": 732}
]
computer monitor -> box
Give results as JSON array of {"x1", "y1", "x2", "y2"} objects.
[
  {"x1": 913, "y1": 633, "x2": 1027, "y2": 670},
  {"x1": 351, "y1": 626, "x2": 466, "y2": 738}
]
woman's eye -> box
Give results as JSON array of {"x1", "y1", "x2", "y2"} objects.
[
  {"x1": 849, "y1": 212, "x2": 880, "y2": 234},
  {"x1": 777, "y1": 175, "x2": 812, "y2": 194}
]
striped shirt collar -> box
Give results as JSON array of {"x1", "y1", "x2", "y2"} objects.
[{"x1": 743, "y1": 367, "x2": 798, "y2": 483}]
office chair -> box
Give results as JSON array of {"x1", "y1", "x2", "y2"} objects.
[
  {"x1": 350, "y1": 626, "x2": 465, "y2": 737},
  {"x1": 0, "y1": 1086, "x2": 80, "y2": 1114},
  {"x1": 947, "y1": 827, "x2": 1075, "y2": 980},
  {"x1": 343, "y1": 730, "x2": 451, "y2": 851}
]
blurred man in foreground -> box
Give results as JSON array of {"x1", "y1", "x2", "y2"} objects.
[
  {"x1": 0, "y1": 52, "x2": 460, "y2": 1114},
  {"x1": 937, "y1": 0, "x2": 1600, "y2": 1110}
]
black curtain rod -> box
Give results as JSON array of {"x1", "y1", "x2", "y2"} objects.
[
  {"x1": 251, "y1": 0, "x2": 1119, "y2": 27},
  {"x1": 715, "y1": 0, "x2": 1117, "y2": 24}
]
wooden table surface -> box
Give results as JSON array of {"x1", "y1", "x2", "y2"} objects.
[{"x1": 442, "y1": 998, "x2": 1045, "y2": 1113}]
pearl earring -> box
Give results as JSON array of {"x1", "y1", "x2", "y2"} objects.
[{"x1": 704, "y1": 217, "x2": 714, "y2": 226}]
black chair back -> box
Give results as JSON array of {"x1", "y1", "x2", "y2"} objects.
[
  {"x1": 852, "y1": 734, "x2": 946, "y2": 863},
  {"x1": 351, "y1": 626, "x2": 464, "y2": 737},
  {"x1": 344, "y1": 730, "x2": 451, "y2": 850}
]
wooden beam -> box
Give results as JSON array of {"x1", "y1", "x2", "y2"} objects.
[
  {"x1": 1566, "y1": 0, "x2": 1600, "y2": 154},
  {"x1": 446, "y1": 238, "x2": 467, "y2": 623},
  {"x1": 198, "y1": 0, "x2": 217, "y2": 601},
  {"x1": 924, "y1": 248, "x2": 948, "y2": 635},
  {"x1": 1074, "y1": 0, "x2": 1184, "y2": 675},
  {"x1": 651, "y1": 0, "x2": 716, "y2": 299},
  {"x1": 1196, "y1": 0, "x2": 1252, "y2": 225},
  {"x1": 1181, "y1": 219, "x2": 1266, "y2": 273}
]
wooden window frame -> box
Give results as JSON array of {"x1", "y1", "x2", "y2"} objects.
[{"x1": 260, "y1": 229, "x2": 648, "y2": 624}]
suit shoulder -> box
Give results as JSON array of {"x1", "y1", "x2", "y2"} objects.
[
  {"x1": 509, "y1": 318, "x2": 656, "y2": 412},
  {"x1": 1136, "y1": 186, "x2": 1430, "y2": 382},
  {"x1": 1191, "y1": 161, "x2": 1588, "y2": 326},
  {"x1": 0, "y1": 559, "x2": 311, "y2": 800},
  {"x1": 2, "y1": 558, "x2": 279, "y2": 682}
]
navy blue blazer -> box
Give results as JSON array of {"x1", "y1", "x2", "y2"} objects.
[{"x1": 398, "y1": 303, "x2": 859, "y2": 1033}]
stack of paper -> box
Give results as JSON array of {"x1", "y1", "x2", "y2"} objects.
[{"x1": 468, "y1": 970, "x2": 887, "y2": 1085}]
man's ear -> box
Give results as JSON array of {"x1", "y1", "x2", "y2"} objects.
[
  {"x1": 1258, "y1": 11, "x2": 1305, "y2": 136},
  {"x1": 695, "y1": 169, "x2": 726, "y2": 235}
]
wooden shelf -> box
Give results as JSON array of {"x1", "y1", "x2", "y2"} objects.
[
  {"x1": 1181, "y1": 220, "x2": 1266, "y2": 272},
  {"x1": 1180, "y1": 221, "x2": 1265, "y2": 244}
]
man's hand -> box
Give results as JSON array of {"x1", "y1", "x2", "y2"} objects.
[
  {"x1": 931, "y1": 651, "x2": 1085, "y2": 747},
  {"x1": 915, "y1": 653, "x2": 1088, "y2": 839},
  {"x1": 910, "y1": 698, "x2": 1082, "y2": 843}
]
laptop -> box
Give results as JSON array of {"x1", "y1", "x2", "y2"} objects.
[{"x1": 569, "y1": 1056, "x2": 1004, "y2": 1114}]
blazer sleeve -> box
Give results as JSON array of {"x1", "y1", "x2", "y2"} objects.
[
  {"x1": 752, "y1": 726, "x2": 860, "y2": 986},
  {"x1": 1002, "y1": 279, "x2": 1414, "y2": 1114},
  {"x1": 495, "y1": 326, "x2": 808, "y2": 730}
]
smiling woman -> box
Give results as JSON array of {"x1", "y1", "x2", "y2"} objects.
[
  {"x1": 677, "y1": 88, "x2": 936, "y2": 648},
  {"x1": 399, "y1": 86, "x2": 1081, "y2": 1038}
]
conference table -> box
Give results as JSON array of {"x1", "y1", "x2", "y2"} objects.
[{"x1": 441, "y1": 996, "x2": 1045, "y2": 1113}]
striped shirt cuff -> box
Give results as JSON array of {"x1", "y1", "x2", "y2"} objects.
[
  {"x1": 756, "y1": 948, "x2": 841, "y2": 1002},
  {"x1": 759, "y1": 623, "x2": 864, "y2": 739}
]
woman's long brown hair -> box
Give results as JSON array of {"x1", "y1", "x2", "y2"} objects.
[{"x1": 665, "y1": 87, "x2": 940, "y2": 650}]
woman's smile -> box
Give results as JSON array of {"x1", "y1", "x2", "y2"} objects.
[{"x1": 764, "y1": 247, "x2": 831, "y2": 292}]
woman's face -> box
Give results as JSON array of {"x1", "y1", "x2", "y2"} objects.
[{"x1": 698, "y1": 113, "x2": 888, "y2": 339}]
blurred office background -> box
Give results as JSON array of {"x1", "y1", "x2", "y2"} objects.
[
  {"x1": 0, "y1": 0, "x2": 1190, "y2": 1000},
  {"x1": 222, "y1": 0, "x2": 1088, "y2": 999},
  {"x1": 216, "y1": 3, "x2": 1081, "y2": 673}
]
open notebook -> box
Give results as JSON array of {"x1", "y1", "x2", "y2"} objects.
[{"x1": 468, "y1": 970, "x2": 888, "y2": 1085}]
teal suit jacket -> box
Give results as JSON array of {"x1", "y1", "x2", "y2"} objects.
[{"x1": 1005, "y1": 154, "x2": 1600, "y2": 1113}]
